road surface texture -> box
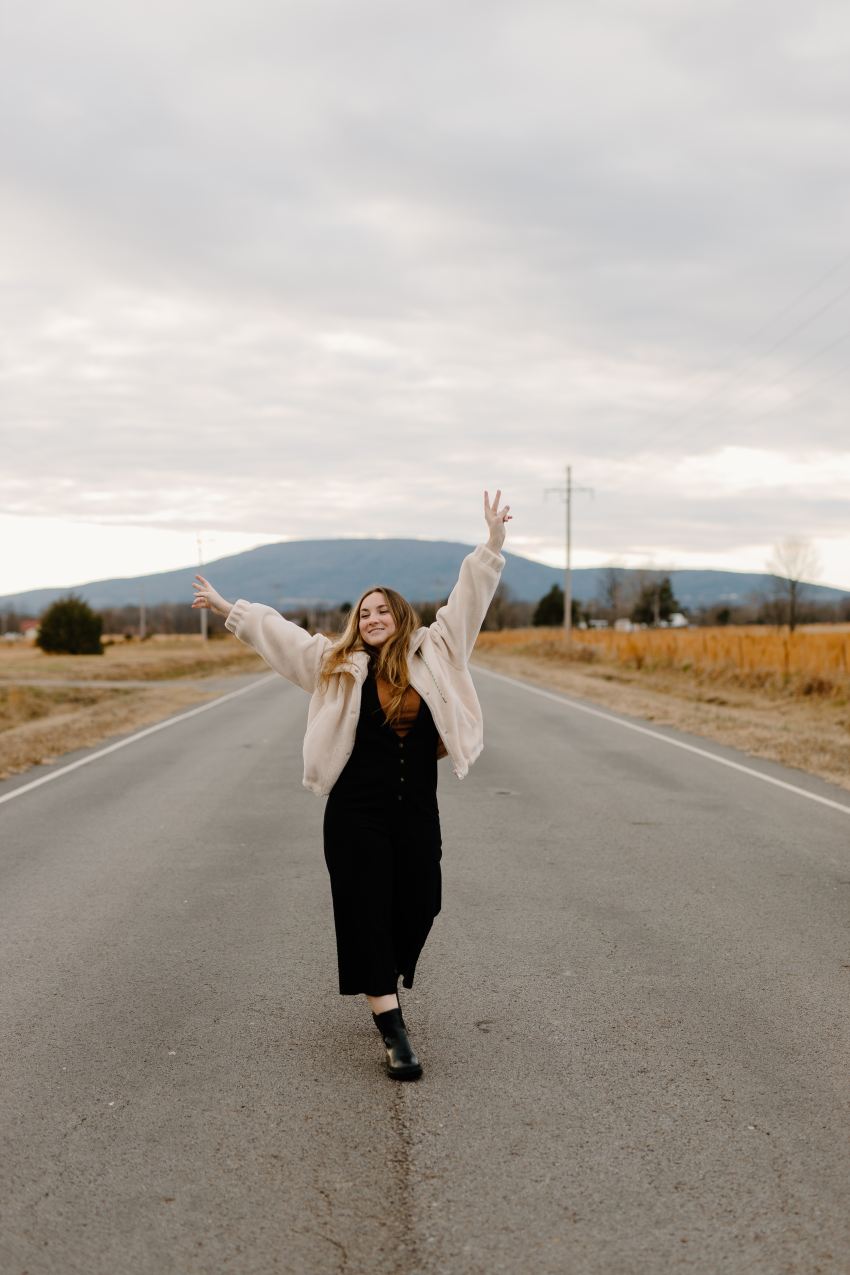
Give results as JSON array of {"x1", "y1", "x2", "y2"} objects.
[{"x1": 1, "y1": 666, "x2": 848, "y2": 1275}]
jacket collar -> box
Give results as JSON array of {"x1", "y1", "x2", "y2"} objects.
[
  {"x1": 409, "y1": 626, "x2": 428, "y2": 653},
  {"x1": 336, "y1": 628, "x2": 429, "y2": 681},
  {"x1": 336, "y1": 651, "x2": 368, "y2": 681}
]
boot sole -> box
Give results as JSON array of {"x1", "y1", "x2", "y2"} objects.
[{"x1": 387, "y1": 1065, "x2": 423, "y2": 1080}]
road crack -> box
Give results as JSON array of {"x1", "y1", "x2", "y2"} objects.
[{"x1": 388, "y1": 1083, "x2": 427, "y2": 1274}]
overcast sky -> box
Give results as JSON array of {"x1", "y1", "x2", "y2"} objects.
[{"x1": 2, "y1": 0, "x2": 850, "y2": 599}]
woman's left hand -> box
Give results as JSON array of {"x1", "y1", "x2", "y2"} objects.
[
  {"x1": 484, "y1": 489, "x2": 512, "y2": 552},
  {"x1": 192, "y1": 574, "x2": 233, "y2": 618}
]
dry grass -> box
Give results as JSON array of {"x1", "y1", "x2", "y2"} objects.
[
  {"x1": 4, "y1": 627, "x2": 849, "y2": 793},
  {"x1": 0, "y1": 636, "x2": 267, "y2": 780},
  {"x1": 0, "y1": 634, "x2": 266, "y2": 682},
  {"x1": 0, "y1": 683, "x2": 230, "y2": 779},
  {"x1": 0, "y1": 684, "x2": 129, "y2": 731},
  {"x1": 473, "y1": 627, "x2": 850, "y2": 793},
  {"x1": 477, "y1": 625, "x2": 850, "y2": 695}
]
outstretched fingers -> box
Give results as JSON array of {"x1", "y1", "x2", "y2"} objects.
[
  {"x1": 484, "y1": 488, "x2": 513, "y2": 526},
  {"x1": 192, "y1": 574, "x2": 212, "y2": 608}
]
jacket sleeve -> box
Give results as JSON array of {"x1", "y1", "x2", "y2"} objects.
[
  {"x1": 225, "y1": 600, "x2": 331, "y2": 692},
  {"x1": 428, "y1": 544, "x2": 505, "y2": 667}
]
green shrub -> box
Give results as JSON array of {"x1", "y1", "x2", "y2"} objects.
[{"x1": 36, "y1": 594, "x2": 104, "y2": 655}]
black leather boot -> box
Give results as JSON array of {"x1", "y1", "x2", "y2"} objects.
[{"x1": 372, "y1": 1007, "x2": 423, "y2": 1081}]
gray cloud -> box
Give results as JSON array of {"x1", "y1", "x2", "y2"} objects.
[{"x1": 2, "y1": 0, "x2": 850, "y2": 573}]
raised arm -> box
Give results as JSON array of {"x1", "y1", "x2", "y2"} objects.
[
  {"x1": 428, "y1": 489, "x2": 512, "y2": 666},
  {"x1": 192, "y1": 574, "x2": 330, "y2": 692}
]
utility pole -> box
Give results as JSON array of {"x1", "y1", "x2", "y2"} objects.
[
  {"x1": 139, "y1": 580, "x2": 146, "y2": 641},
  {"x1": 197, "y1": 532, "x2": 208, "y2": 642},
  {"x1": 545, "y1": 464, "x2": 594, "y2": 640}
]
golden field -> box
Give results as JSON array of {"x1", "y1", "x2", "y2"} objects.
[
  {"x1": 2, "y1": 627, "x2": 848, "y2": 792},
  {"x1": 473, "y1": 625, "x2": 850, "y2": 793},
  {"x1": 476, "y1": 625, "x2": 850, "y2": 698}
]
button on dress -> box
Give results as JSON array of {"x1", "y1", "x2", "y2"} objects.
[{"x1": 323, "y1": 659, "x2": 443, "y2": 995}]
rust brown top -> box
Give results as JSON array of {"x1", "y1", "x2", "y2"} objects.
[{"x1": 375, "y1": 672, "x2": 448, "y2": 758}]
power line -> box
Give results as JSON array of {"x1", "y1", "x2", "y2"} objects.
[
  {"x1": 634, "y1": 273, "x2": 850, "y2": 457},
  {"x1": 633, "y1": 327, "x2": 850, "y2": 458},
  {"x1": 684, "y1": 346, "x2": 850, "y2": 446},
  {"x1": 721, "y1": 248, "x2": 850, "y2": 352},
  {"x1": 670, "y1": 248, "x2": 850, "y2": 396}
]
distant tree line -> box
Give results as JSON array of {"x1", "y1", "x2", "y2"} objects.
[
  {"x1": 498, "y1": 573, "x2": 683, "y2": 630},
  {"x1": 3, "y1": 555, "x2": 849, "y2": 651},
  {"x1": 479, "y1": 568, "x2": 850, "y2": 631}
]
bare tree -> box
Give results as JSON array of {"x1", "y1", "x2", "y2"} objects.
[
  {"x1": 482, "y1": 582, "x2": 533, "y2": 630},
  {"x1": 598, "y1": 565, "x2": 626, "y2": 620},
  {"x1": 628, "y1": 567, "x2": 665, "y2": 626},
  {"x1": 766, "y1": 537, "x2": 822, "y2": 632}
]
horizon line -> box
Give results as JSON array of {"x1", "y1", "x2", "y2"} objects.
[{"x1": 0, "y1": 532, "x2": 847, "y2": 603}]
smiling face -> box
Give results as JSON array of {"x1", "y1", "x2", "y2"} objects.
[{"x1": 358, "y1": 590, "x2": 397, "y2": 648}]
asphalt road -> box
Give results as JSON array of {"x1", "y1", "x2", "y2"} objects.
[{"x1": 1, "y1": 666, "x2": 848, "y2": 1275}]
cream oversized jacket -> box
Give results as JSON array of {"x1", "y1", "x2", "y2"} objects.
[{"x1": 224, "y1": 543, "x2": 505, "y2": 796}]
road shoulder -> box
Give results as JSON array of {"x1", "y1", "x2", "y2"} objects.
[{"x1": 471, "y1": 648, "x2": 850, "y2": 794}]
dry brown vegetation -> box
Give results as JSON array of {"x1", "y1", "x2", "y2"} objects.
[
  {"x1": 477, "y1": 625, "x2": 850, "y2": 693},
  {"x1": 0, "y1": 633, "x2": 265, "y2": 683},
  {"x1": 473, "y1": 626, "x2": 850, "y2": 793},
  {"x1": 0, "y1": 636, "x2": 266, "y2": 780},
  {"x1": 3, "y1": 627, "x2": 849, "y2": 793}
]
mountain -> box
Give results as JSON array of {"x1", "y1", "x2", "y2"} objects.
[{"x1": 1, "y1": 539, "x2": 848, "y2": 613}]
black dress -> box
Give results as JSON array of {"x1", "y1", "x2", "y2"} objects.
[{"x1": 323, "y1": 662, "x2": 443, "y2": 996}]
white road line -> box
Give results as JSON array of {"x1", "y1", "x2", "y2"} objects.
[
  {"x1": 0, "y1": 674, "x2": 277, "y2": 808},
  {"x1": 473, "y1": 664, "x2": 850, "y2": 817}
]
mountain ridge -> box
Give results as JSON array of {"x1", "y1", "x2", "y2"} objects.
[{"x1": 1, "y1": 538, "x2": 847, "y2": 613}]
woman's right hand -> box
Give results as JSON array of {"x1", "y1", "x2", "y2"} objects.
[{"x1": 192, "y1": 574, "x2": 233, "y2": 618}]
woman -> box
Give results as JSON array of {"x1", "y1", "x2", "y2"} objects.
[{"x1": 191, "y1": 489, "x2": 511, "y2": 1081}]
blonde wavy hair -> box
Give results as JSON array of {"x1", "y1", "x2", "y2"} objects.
[{"x1": 318, "y1": 585, "x2": 421, "y2": 725}]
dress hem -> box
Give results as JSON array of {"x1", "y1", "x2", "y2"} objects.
[{"x1": 337, "y1": 970, "x2": 416, "y2": 996}]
